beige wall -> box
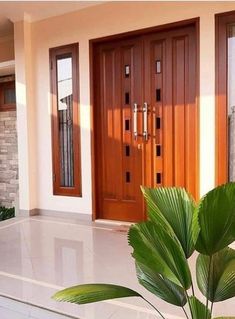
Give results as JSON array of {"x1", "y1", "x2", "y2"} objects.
[
  {"x1": 0, "y1": 36, "x2": 14, "y2": 62},
  {"x1": 14, "y1": 20, "x2": 37, "y2": 213},
  {"x1": 15, "y1": 1, "x2": 235, "y2": 216}
]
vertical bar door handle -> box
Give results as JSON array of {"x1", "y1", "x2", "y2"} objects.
[
  {"x1": 133, "y1": 103, "x2": 138, "y2": 140},
  {"x1": 143, "y1": 102, "x2": 148, "y2": 141}
]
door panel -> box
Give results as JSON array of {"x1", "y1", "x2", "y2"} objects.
[
  {"x1": 95, "y1": 38, "x2": 144, "y2": 222},
  {"x1": 94, "y1": 24, "x2": 198, "y2": 222},
  {"x1": 144, "y1": 25, "x2": 197, "y2": 196},
  {"x1": 173, "y1": 36, "x2": 187, "y2": 187},
  {"x1": 101, "y1": 49, "x2": 120, "y2": 200},
  {"x1": 144, "y1": 37, "x2": 167, "y2": 189}
]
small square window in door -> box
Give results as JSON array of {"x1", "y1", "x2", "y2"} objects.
[
  {"x1": 125, "y1": 145, "x2": 130, "y2": 156},
  {"x1": 156, "y1": 60, "x2": 161, "y2": 74},
  {"x1": 125, "y1": 65, "x2": 130, "y2": 77},
  {"x1": 125, "y1": 92, "x2": 130, "y2": 104},
  {"x1": 156, "y1": 117, "x2": 161, "y2": 129},
  {"x1": 156, "y1": 89, "x2": 161, "y2": 102},
  {"x1": 126, "y1": 171, "x2": 131, "y2": 183},
  {"x1": 125, "y1": 119, "x2": 130, "y2": 131},
  {"x1": 156, "y1": 145, "x2": 161, "y2": 156},
  {"x1": 156, "y1": 172, "x2": 161, "y2": 184}
]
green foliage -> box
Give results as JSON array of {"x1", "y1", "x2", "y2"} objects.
[
  {"x1": 196, "y1": 247, "x2": 235, "y2": 302},
  {"x1": 0, "y1": 206, "x2": 15, "y2": 221},
  {"x1": 52, "y1": 183, "x2": 235, "y2": 319},
  {"x1": 141, "y1": 186, "x2": 196, "y2": 258},
  {"x1": 195, "y1": 183, "x2": 235, "y2": 255},
  {"x1": 53, "y1": 284, "x2": 140, "y2": 304},
  {"x1": 128, "y1": 221, "x2": 192, "y2": 289},
  {"x1": 188, "y1": 296, "x2": 211, "y2": 319},
  {"x1": 136, "y1": 261, "x2": 187, "y2": 306}
]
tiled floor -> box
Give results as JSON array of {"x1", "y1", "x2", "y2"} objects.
[
  {"x1": 0, "y1": 216, "x2": 234, "y2": 319},
  {"x1": 0, "y1": 295, "x2": 76, "y2": 319}
]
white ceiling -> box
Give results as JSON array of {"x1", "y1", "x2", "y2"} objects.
[{"x1": 0, "y1": 1, "x2": 104, "y2": 36}]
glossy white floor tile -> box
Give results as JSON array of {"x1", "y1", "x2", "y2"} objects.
[
  {"x1": 0, "y1": 296, "x2": 77, "y2": 319},
  {"x1": 0, "y1": 216, "x2": 234, "y2": 319}
]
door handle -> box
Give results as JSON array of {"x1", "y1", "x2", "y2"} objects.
[
  {"x1": 133, "y1": 103, "x2": 138, "y2": 140},
  {"x1": 143, "y1": 102, "x2": 148, "y2": 141}
]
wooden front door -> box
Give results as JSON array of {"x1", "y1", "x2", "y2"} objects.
[{"x1": 93, "y1": 23, "x2": 198, "y2": 222}]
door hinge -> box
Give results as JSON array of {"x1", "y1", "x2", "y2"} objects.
[
  {"x1": 53, "y1": 174, "x2": 56, "y2": 182},
  {"x1": 50, "y1": 60, "x2": 53, "y2": 70}
]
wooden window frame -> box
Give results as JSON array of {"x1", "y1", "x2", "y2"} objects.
[
  {"x1": 50, "y1": 43, "x2": 82, "y2": 196},
  {"x1": 215, "y1": 11, "x2": 235, "y2": 185},
  {"x1": 0, "y1": 80, "x2": 16, "y2": 112}
]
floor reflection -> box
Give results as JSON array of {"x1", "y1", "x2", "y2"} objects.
[
  {"x1": 0, "y1": 216, "x2": 233, "y2": 319},
  {"x1": 55, "y1": 238, "x2": 83, "y2": 286}
]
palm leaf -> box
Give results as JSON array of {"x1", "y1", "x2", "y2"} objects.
[
  {"x1": 192, "y1": 204, "x2": 201, "y2": 248},
  {"x1": 195, "y1": 183, "x2": 235, "y2": 255},
  {"x1": 213, "y1": 317, "x2": 235, "y2": 319},
  {"x1": 52, "y1": 284, "x2": 140, "y2": 304},
  {"x1": 196, "y1": 247, "x2": 235, "y2": 302},
  {"x1": 188, "y1": 296, "x2": 211, "y2": 319},
  {"x1": 141, "y1": 186, "x2": 196, "y2": 258},
  {"x1": 128, "y1": 221, "x2": 192, "y2": 289},
  {"x1": 136, "y1": 261, "x2": 187, "y2": 306}
]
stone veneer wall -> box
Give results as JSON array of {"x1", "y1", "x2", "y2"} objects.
[{"x1": 0, "y1": 111, "x2": 18, "y2": 207}]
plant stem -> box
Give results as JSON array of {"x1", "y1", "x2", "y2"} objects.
[
  {"x1": 141, "y1": 296, "x2": 166, "y2": 319},
  {"x1": 210, "y1": 301, "x2": 214, "y2": 316},
  {"x1": 182, "y1": 306, "x2": 190, "y2": 319},
  {"x1": 185, "y1": 290, "x2": 194, "y2": 319},
  {"x1": 205, "y1": 255, "x2": 213, "y2": 319},
  {"x1": 191, "y1": 278, "x2": 195, "y2": 297}
]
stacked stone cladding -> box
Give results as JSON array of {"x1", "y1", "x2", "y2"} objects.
[{"x1": 0, "y1": 111, "x2": 18, "y2": 207}]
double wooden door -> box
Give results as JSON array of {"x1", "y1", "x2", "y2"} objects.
[{"x1": 94, "y1": 24, "x2": 198, "y2": 222}]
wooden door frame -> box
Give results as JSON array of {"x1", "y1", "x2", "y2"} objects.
[
  {"x1": 215, "y1": 11, "x2": 235, "y2": 185},
  {"x1": 89, "y1": 17, "x2": 200, "y2": 221}
]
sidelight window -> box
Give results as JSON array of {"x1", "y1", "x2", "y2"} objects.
[
  {"x1": 228, "y1": 24, "x2": 235, "y2": 181},
  {"x1": 50, "y1": 43, "x2": 81, "y2": 196},
  {"x1": 0, "y1": 77, "x2": 16, "y2": 112}
]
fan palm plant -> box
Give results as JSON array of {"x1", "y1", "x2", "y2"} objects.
[{"x1": 52, "y1": 183, "x2": 235, "y2": 319}]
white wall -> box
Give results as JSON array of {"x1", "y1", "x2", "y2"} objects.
[
  {"x1": 14, "y1": 21, "x2": 37, "y2": 212},
  {"x1": 15, "y1": 1, "x2": 235, "y2": 216}
]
